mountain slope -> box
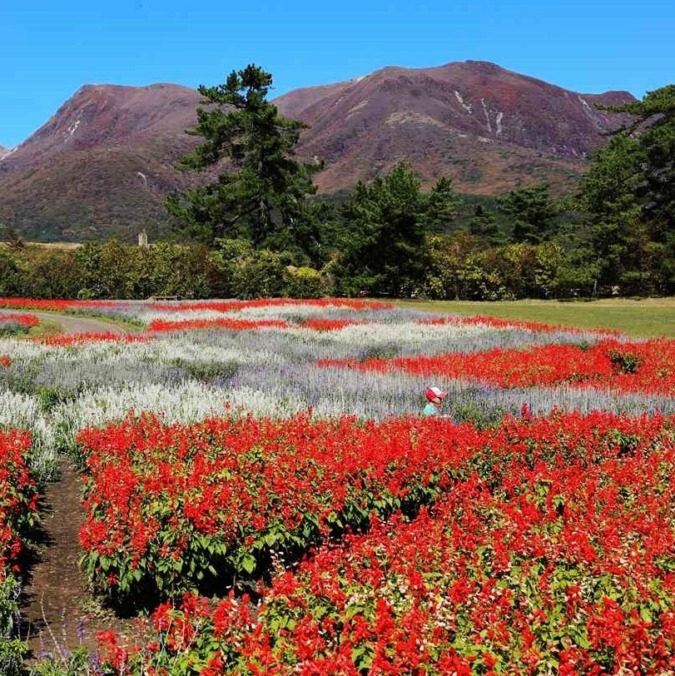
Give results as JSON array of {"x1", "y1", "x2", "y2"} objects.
[
  {"x1": 0, "y1": 62, "x2": 635, "y2": 240},
  {"x1": 275, "y1": 60, "x2": 633, "y2": 193},
  {"x1": 0, "y1": 84, "x2": 201, "y2": 240}
]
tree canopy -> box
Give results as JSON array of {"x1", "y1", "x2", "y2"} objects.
[
  {"x1": 498, "y1": 182, "x2": 558, "y2": 244},
  {"x1": 338, "y1": 162, "x2": 460, "y2": 296},
  {"x1": 167, "y1": 65, "x2": 318, "y2": 247},
  {"x1": 570, "y1": 84, "x2": 675, "y2": 293}
]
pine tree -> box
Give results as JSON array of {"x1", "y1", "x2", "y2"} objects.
[
  {"x1": 168, "y1": 65, "x2": 319, "y2": 247},
  {"x1": 498, "y1": 182, "x2": 558, "y2": 244},
  {"x1": 468, "y1": 205, "x2": 506, "y2": 247}
]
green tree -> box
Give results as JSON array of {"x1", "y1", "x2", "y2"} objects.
[
  {"x1": 498, "y1": 182, "x2": 558, "y2": 243},
  {"x1": 339, "y1": 163, "x2": 450, "y2": 297},
  {"x1": 571, "y1": 85, "x2": 675, "y2": 294},
  {"x1": 0, "y1": 249, "x2": 21, "y2": 296},
  {"x1": 576, "y1": 134, "x2": 642, "y2": 224},
  {"x1": 20, "y1": 249, "x2": 81, "y2": 299},
  {"x1": 424, "y1": 177, "x2": 461, "y2": 233},
  {"x1": 608, "y1": 85, "x2": 675, "y2": 236},
  {"x1": 168, "y1": 65, "x2": 318, "y2": 247},
  {"x1": 614, "y1": 86, "x2": 675, "y2": 291},
  {"x1": 468, "y1": 205, "x2": 506, "y2": 247},
  {"x1": 424, "y1": 233, "x2": 484, "y2": 300},
  {"x1": 74, "y1": 242, "x2": 105, "y2": 298}
]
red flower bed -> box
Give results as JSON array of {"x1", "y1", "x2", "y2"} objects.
[
  {"x1": 34, "y1": 332, "x2": 152, "y2": 347},
  {"x1": 240, "y1": 438, "x2": 675, "y2": 673},
  {"x1": 99, "y1": 413, "x2": 675, "y2": 674},
  {"x1": 147, "y1": 318, "x2": 290, "y2": 332},
  {"x1": 148, "y1": 316, "x2": 368, "y2": 333},
  {"x1": 320, "y1": 339, "x2": 675, "y2": 396},
  {"x1": 0, "y1": 429, "x2": 39, "y2": 579},
  {"x1": 149, "y1": 298, "x2": 392, "y2": 313},
  {"x1": 0, "y1": 313, "x2": 40, "y2": 328},
  {"x1": 0, "y1": 356, "x2": 10, "y2": 368},
  {"x1": 78, "y1": 413, "x2": 483, "y2": 607},
  {"x1": 78, "y1": 410, "x2": 672, "y2": 611}
]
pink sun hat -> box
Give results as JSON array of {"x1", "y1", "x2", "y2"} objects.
[{"x1": 425, "y1": 386, "x2": 448, "y2": 402}]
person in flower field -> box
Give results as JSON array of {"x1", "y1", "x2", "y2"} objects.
[{"x1": 423, "y1": 386, "x2": 447, "y2": 416}]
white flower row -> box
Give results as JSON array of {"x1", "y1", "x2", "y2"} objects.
[
  {"x1": 0, "y1": 389, "x2": 56, "y2": 479},
  {"x1": 277, "y1": 320, "x2": 500, "y2": 345},
  {"x1": 141, "y1": 309, "x2": 237, "y2": 323},
  {"x1": 50, "y1": 382, "x2": 305, "y2": 443},
  {"x1": 0, "y1": 335, "x2": 267, "y2": 368},
  {"x1": 236, "y1": 304, "x2": 359, "y2": 319}
]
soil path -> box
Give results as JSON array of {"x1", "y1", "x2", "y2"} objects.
[
  {"x1": 20, "y1": 459, "x2": 134, "y2": 659},
  {"x1": 17, "y1": 312, "x2": 136, "y2": 659},
  {"x1": 0, "y1": 309, "x2": 129, "y2": 336},
  {"x1": 29, "y1": 311, "x2": 128, "y2": 335}
]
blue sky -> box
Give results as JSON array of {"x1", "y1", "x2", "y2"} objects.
[{"x1": 1, "y1": 0, "x2": 673, "y2": 147}]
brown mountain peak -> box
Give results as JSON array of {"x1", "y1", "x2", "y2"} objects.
[
  {"x1": 0, "y1": 63, "x2": 637, "y2": 240},
  {"x1": 275, "y1": 61, "x2": 635, "y2": 193}
]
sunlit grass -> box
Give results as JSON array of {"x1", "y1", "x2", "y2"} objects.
[
  {"x1": 397, "y1": 298, "x2": 675, "y2": 338},
  {"x1": 25, "y1": 318, "x2": 62, "y2": 337}
]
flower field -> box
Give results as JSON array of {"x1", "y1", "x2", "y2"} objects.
[
  {"x1": 0, "y1": 313, "x2": 39, "y2": 337},
  {"x1": 320, "y1": 338, "x2": 675, "y2": 395},
  {"x1": 0, "y1": 429, "x2": 39, "y2": 672},
  {"x1": 0, "y1": 298, "x2": 674, "y2": 673}
]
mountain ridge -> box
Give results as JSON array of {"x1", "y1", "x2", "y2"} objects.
[
  {"x1": 0, "y1": 60, "x2": 636, "y2": 241},
  {"x1": 273, "y1": 60, "x2": 634, "y2": 193}
]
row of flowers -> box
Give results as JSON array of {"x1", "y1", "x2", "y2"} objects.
[
  {"x1": 1, "y1": 302, "x2": 671, "y2": 487},
  {"x1": 0, "y1": 429, "x2": 38, "y2": 580},
  {"x1": 1, "y1": 296, "x2": 615, "y2": 339},
  {"x1": 0, "y1": 313, "x2": 40, "y2": 328},
  {"x1": 0, "y1": 297, "x2": 391, "y2": 319},
  {"x1": 320, "y1": 338, "x2": 675, "y2": 397},
  {"x1": 77, "y1": 410, "x2": 674, "y2": 610},
  {"x1": 0, "y1": 429, "x2": 39, "y2": 672},
  {"x1": 95, "y1": 411, "x2": 675, "y2": 674},
  {"x1": 0, "y1": 312, "x2": 39, "y2": 337}
]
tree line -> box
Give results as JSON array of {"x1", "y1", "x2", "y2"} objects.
[{"x1": 1, "y1": 67, "x2": 673, "y2": 300}]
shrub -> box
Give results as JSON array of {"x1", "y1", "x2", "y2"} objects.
[{"x1": 283, "y1": 266, "x2": 327, "y2": 298}]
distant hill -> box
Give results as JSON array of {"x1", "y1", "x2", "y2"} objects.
[
  {"x1": 274, "y1": 61, "x2": 634, "y2": 194},
  {"x1": 0, "y1": 84, "x2": 201, "y2": 241},
  {"x1": 0, "y1": 145, "x2": 10, "y2": 160},
  {"x1": 0, "y1": 62, "x2": 635, "y2": 241}
]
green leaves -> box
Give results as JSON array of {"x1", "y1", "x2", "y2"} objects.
[
  {"x1": 169, "y1": 65, "x2": 318, "y2": 248},
  {"x1": 240, "y1": 553, "x2": 257, "y2": 576},
  {"x1": 340, "y1": 162, "x2": 459, "y2": 297},
  {"x1": 571, "y1": 84, "x2": 675, "y2": 295}
]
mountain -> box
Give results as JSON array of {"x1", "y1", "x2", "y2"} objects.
[
  {"x1": 0, "y1": 84, "x2": 201, "y2": 241},
  {"x1": 0, "y1": 145, "x2": 10, "y2": 160},
  {"x1": 274, "y1": 61, "x2": 634, "y2": 194},
  {"x1": 0, "y1": 62, "x2": 635, "y2": 241}
]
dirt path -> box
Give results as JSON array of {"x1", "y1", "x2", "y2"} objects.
[
  {"x1": 0, "y1": 309, "x2": 129, "y2": 336},
  {"x1": 20, "y1": 459, "x2": 134, "y2": 658},
  {"x1": 17, "y1": 312, "x2": 136, "y2": 659},
  {"x1": 29, "y1": 311, "x2": 127, "y2": 335}
]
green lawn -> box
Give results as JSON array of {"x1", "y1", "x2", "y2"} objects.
[
  {"x1": 397, "y1": 298, "x2": 675, "y2": 339},
  {"x1": 26, "y1": 318, "x2": 62, "y2": 337}
]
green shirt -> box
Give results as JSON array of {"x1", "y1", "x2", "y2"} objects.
[{"x1": 423, "y1": 402, "x2": 439, "y2": 416}]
